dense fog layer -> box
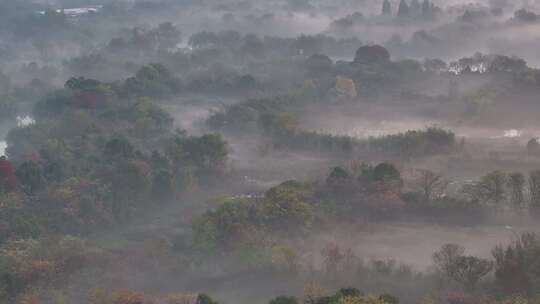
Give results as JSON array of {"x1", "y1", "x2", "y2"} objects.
[{"x1": 3, "y1": 1, "x2": 540, "y2": 304}]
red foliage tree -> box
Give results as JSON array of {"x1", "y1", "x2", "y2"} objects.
[
  {"x1": 75, "y1": 90, "x2": 104, "y2": 109},
  {"x1": 0, "y1": 156, "x2": 18, "y2": 192}
]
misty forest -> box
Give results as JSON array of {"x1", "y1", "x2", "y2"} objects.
[{"x1": 7, "y1": 1, "x2": 540, "y2": 304}]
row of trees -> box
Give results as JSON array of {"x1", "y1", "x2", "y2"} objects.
[
  {"x1": 62, "y1": 26, "x2": 540, "y2": 107},
  {"x1": 258, "y1": 117, "x2": 456, "y2": 159},
  {"x1": 207, "y1": 92, "x2": 456, "y2": 160},
  {"x1": 272, "y1": 288, "x2": 396, "y2": 304},
  {"x1": 192, "y1": 162, "x2": 421, "y2": 256},
  {"x1": 192, "y1": 163, "x2": 540, "y2": 260},
  {"x1": 460, "y1": 170, "x2": 540, "y2": 212},
  {"x1": 382, "y1": 0, "x2": 436, "y2": 20},
  {"x1": 433, "y1": 233, "x2": 540, "y2": 298}
]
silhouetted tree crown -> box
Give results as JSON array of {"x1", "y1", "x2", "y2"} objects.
[{"x1": 354, "y1": 45, "x2": 391, "y2": 64}]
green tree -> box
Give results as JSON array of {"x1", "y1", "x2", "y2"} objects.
[
  {"x1": 335, "y1": 295, "x2": 387, "y2": 304},
  {"x1": 197, "y1": 293, "x2": 218, "y2": 304},
  {"x1": 492, "y1": 233, "x2": 540, "y2": 296},
  {"x1": 335, "y1": 288, "x2": 363, "y2": 299},
  {"x1": 112, "y1": 160, "x2": 153, "y2": 214},
  {"x1": 152, "y1": 169, "x2": 174, "y2": 202},
  {"x1": 165, "y1": 133, "x2": 228, "y2": 186},
  {"x1": 379, "y1": 294, "x2": 398, "y2": 304},
  {"x1": 529, "y1": 170, "x2": 540, "y2": 213},
  {"x1": 0, "y1": 70, "x2": 10, "y2": 95},
  {"x1": 65, "y1": 77, "x2": 101, "y2": 91},
  {"x1": 354, "y1": 45, "x2": 390, "y2": 64},
  {"x1": 477, "y1": 171, "x2": 507, "y2": 206},
  {"x1": 124, "y1": 63, "x2": 179, "y2": 98},
  {"x1": 130, "y1": 98, "x2": 174, "y2": 137},
  {"x1": 397, "y1": 0, "x2": 410, "y2": 18},
  {"x1": 449, "y1": 256, "x2": 493, "y2": 292},
  {"x1": 153, "y1": 22, "x2": 182, "y2": 50},
  {"x1": 270, "y1": 296, "x2": 299, "y2": 304},
  {"x1": 382, "y1": 0, "x2": 392, "y2": 15},
  {"x1": 433, "y1": 243, "x2": 465, "y2": 280},
  {"x1": 261, "y1": 181, "x2": 314, "y2": 232},
  {"x1": 372, "y1": 163, "x2": 401, "y2": 183},
  {"x1": 15, "y1": 161, "x2": 44, "y2": 195},
  {"x1": 103, "y1": 136, "x2": 135, "y2": 160},
  {"x1": 192, "y1": 199, "x2": 254, "y2": 253},
  {"x1": 507, "y1": 172, "x2": 525, "y2": 210},
  {"x1": 326, "y1": 167, "x2": 351, "y2": 188}
]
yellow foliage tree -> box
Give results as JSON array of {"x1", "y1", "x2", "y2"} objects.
[
  {"x1": 271, "y1": 245, "x2": 299, "y2": 274},
  {"x1": 337, "y1": 295, "x2": 387, "y2": 304},
  {"x1": 303, "y1": 282, "x2": 327, "y2": 304},
  {"x1": 499, "y1": 295, "x2": 529, "y2": 304},
  {"x1": 163, "y1": 293, "x2": 198, "y2": 304},
  {"x1": 111, "y1": 289, "x2": 146, "y2": 304},
  {"x1": 335, "y1": 76, "x2": 357, "y2": 98}
]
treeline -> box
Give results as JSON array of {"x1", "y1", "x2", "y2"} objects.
[
  {"x1": 457, "y1": 170, "x2": 540, "y2": 212},
  {"x1": 64, "y1": 48, "x2": 262, "y2": 97},
  {"x1": 278, "y1": 127, "x2": 456, "y2": 159},
  {"x1": 193, "y1": 163, "x2": 540, "y2": 257},
  {"x1": 5, "y1": 284, "x2": 399, "y2": 304},
  {"x1": 4, "y1": 231, "x2": 540, "y2": 304},
  {"x1": 208, "y1": 96, "x2": 456, "y2": 159},
  {"x1": 188, "y1": 31, "x2": 363, "y2": 58},
  {"x1": 69, "y1": 27, "x2": 527, "y2": 100},
  {"x1": 189, "y1": 163, "x2": 439, "y2": 257},
  {"x1": 8, "y1": 24, "x2": 540, "y2": 119},
  {"x1": 429, "y1": 233, "x2": 540, "y2": 301},
  {"x1": 63, "y1": 25, "x2": 364, "y2": 94}
]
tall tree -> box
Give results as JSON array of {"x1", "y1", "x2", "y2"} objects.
[
  {"x1": 507, "y1": 172, "x2": 525, "y2": 210},
  {"x1": 434, "y1": 244, "x2": 492, "y2": 292},
  {"x1": 382, "y1": 0, "x2": 392, "y2": 15},
  {"x1": 529, "y1": 170, "x2": 540, "y2": 213},
  {"x1": 492, "y1": 233, "x2": 540, "y2": 295},
  {"x1": 16, "y1": 161, "x2": 44, "y2": 195},
  {"x1": 422, "y1": 0, "x2": 433, "y2": 19},
  {"x1": 450, "y1": 256, "x2": 493, "y2": 292},
  {"x1": 410, "y1": 0, "x2": 421, "y2": 16},
  {"x1": 414, "y1": 169, "x2": 447, "y2": 202},
  {"x1": 433, "y1": 243, "x2": 465, "y2": 280},
  {"x1": 478, "y1": 171, "x2": 507, "y2": 206},
  {"x1": 397, "y1": 0, "x2": 410, "y2": 17}
]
